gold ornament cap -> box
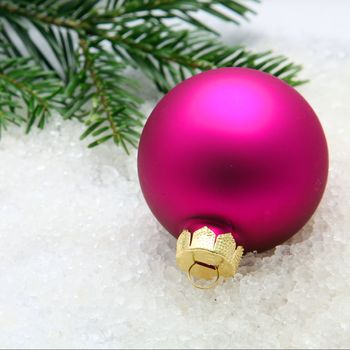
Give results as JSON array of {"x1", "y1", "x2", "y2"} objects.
[{"x1": 176, "y1": 226, "x2": 244, "y2": 288}]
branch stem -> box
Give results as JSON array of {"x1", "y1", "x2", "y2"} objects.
[
  {"x1": 0, "y1": 72, "x2": 49, "y2": 111},
  {"x1": 0, "y1": 2, "x2": 89, "y2": 31},
  {"x1": 99, "y1": 32, "x2": 214, "y2": 70},
  {"x1": 79, "y1": 38, "x2": 121, "y2": 143}
]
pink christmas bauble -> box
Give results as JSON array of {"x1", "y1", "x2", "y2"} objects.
[{"x1": 138, "y1": 68, "x2": 328, "y2": 255}]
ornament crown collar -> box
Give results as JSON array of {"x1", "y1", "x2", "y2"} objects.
[{"x1": 176, "y1": 226, "x2": 244, "y2": 289}]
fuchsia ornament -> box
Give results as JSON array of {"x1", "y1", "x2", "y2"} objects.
[{"x1": 138, "y1": 68, "x2": 328, "y2": 288}]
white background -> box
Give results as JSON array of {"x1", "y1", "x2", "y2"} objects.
[{"x1": 0, "y1": 0, "x2": 349, "y2": 348}]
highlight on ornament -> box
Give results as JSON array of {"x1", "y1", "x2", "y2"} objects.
[{"x1": 138, "y1": 67, "x2": 328, "y2": 288}]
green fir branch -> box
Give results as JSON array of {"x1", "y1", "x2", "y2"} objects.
[
  {"x1": 0, "y1": 0, "x2": 307, "y2": 152},
  {"x1": 77, "y1": 38, "x2": 143, "y2": 151},
  {"x1": 0, "y1": 57, "x2": 64, "y2": 136},
  {"x1": 109, "y1": 22, "x2": 306, "y2": 92},
  {"x1": 103, "y1": 0, "x2": 257, "y2": 31}
]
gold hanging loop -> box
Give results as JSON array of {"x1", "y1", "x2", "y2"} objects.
[{"x1": 187, "y1": 261, "x2": 220, "y2": 289}]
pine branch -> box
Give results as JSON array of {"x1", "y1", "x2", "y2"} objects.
[
  {"x1": 0, "y1": 2, "x2": 83, "y2": 81},
  {"x1": 0, "y1": 57, "x2": 64, "y2": 136},
  {"x1": 0, "y1": 0, "x2": 307, "y2": 152},
  {"x1": 103, "y1": 0, "x2": 257, "y2": 32},
  {"x1": 109, "y1": 22, "x2": 305, "y2": 92},
  {"x1": 77, "y1": 39, "x2": 143, "y2": 151}
]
